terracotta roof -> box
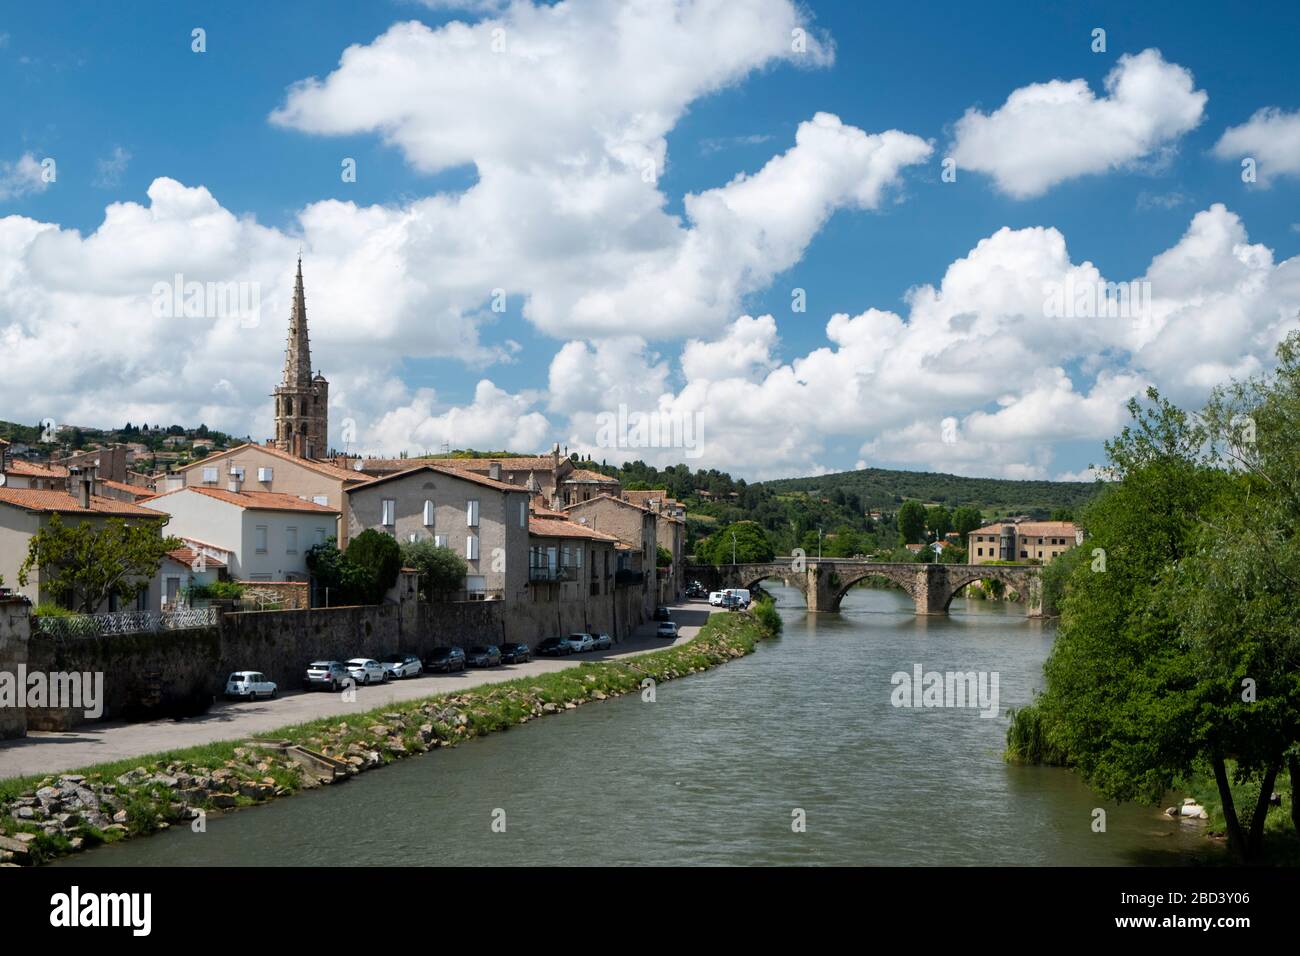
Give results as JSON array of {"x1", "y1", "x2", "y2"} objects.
[
  {"x1": 178, "y1": 443, "x2": 364, "y2": 483},
  {"x1": 100, "y1": 479, "x2": 153, "y2": 499},
  {"x1": 0, "y1": 488, "x2": 162, "y2": 517},
  {"x1": 564, "y1": 468, "x2": 619, "y2": 483},
  {"x1": 165, "y1": 547, "x2": 226, "y2": 569},
  {"x1": 346, "y1": 463, "x2": 527, "y2": 495},
  {"x1": 563, "y1": 493, "x2": 651, "y2": 515},
  {"x1": 144, "y1": 486, "x2": 340, "y2": 513},
  {"x1": 971, "y1": 520, "x2": 1078, "y2": 537},
  {"x1": 441, "y1": 456, "x2": 561, "y2": 473},
  {"x1": 4, "y1": 460, "x2": 69, "y2": 479},
  {"x1": 529, "y1": 515, "x2": 619, "y2": 542}
]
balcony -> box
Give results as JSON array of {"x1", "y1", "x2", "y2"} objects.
[{"x1": 529, "y1": 565, "x2": 578, "y2": 583}]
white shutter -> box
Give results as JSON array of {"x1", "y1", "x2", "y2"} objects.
[
  {"x1": 423, "y1": 499, "x2": 435, "y2": 527},
  {"x1": 467, "y1": 499, "x2": 480, "y2": 527},
  {"x1": 434, "y1": 534, "x2": 448, "y2": 548},
  {"x1": 466, "y1": 535, "x2": 479, "y2": 560}
]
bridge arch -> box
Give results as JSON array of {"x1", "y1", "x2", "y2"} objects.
[{"x1": 824, "y1": 566, "x2": 919, "y2": 611}]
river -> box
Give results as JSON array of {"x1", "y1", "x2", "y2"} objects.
[{"x1": 59, "y1": 584, "x2": 1219, "y2": 866}]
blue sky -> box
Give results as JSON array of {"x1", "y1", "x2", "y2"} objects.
[{"x1": 2, "y1": 0, "x2": 1298, "y2": 480}]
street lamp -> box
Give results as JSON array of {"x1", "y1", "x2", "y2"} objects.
[{"x1": 731, "y1": 531, "x2": 737, "y2": 565}]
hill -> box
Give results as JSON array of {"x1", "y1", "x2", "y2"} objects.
[{"x1": 760, "y1": 466, "x2": 1100, "y2": 516}]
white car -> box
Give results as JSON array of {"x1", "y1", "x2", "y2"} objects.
[
  {"x1": 568, "y1": 633, "x2": 595, "y2": 653},
  {"x1": 225, "y1": 671, "x2": 277, "y2": 700},
  {"x1": 708, "y1": 591, "x2": 723, "y2": 607},
  {"x1": 381, "y1": 653, "x2": 423, "y2": 679},
  {"x1": 345, "y1": 658, "x2": 388, "y2": 685}
]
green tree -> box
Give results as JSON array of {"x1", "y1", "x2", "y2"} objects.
[
  {"x1": 19, "y1": 514, "x2": 181, "y2": 614},
  {"x1": 897, "y1": 500, "x2": 926, "y2": 544},
  {"x1": 345, "y1": 529, "x2": 403, "y2": 604},
  {"x1": 400, "y1": 539, "x2": 468, "y2": 600},
  {"x1": 1050, "y1": 507, "x2": 1075, "y2": 521},
  {"x1": 1021, "y1": 387, "x2": 1292, "y2": 861},
  {"x1": 952, "y1": 506, "x2": 983, "y2": 543},
  {"x1": 925, "y1": 505, "x2": 953, "y2": 539},
  {"x1": 702, "y1": 521, "x2": 774, "y2": 564}
]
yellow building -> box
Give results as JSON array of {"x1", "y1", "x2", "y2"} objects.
[{"x1": 967, "y1": 520, "x2": 1081, "y2": 564}]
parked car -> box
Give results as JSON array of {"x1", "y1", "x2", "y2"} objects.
[
  {"x1": 381, "y1": 653, "x2": 423, "y2": 679},
  {"x1": 568, "y1": 633, "x2": 595, "y2": 653},
  {"x1": 425, "y1": 646, "x2": 466, "y2": 673},
  {"x1": 305, "y1": 660, "x2": 350, "y2": 691},
  {"x1": 590, "y1": 632, "x2": 613, "y2": 650},
  {"x1": 345, "y1": 658, "x2": 388, "y2": 685},
  {"x1": 499, "y1": 642, "x2": 532, "y2": 664},
  {"x1": 653, "y1": 606, "x2": 672, "y2": 622},
  {"x1": 536, "y1": 636, "x2": 576, "y2": 656},
  {"x1": 708, "y1": 591, "x2": 724, "y2": 607},
  {"x1": 466, "y1": 645, "x2": 502, "y2": 667},
  {"x1": 225, "y1": 671, "x2": 277, "y2": 700},
  {"x1": 656, "y1": 622, "x2": 679, "y2": 639}
]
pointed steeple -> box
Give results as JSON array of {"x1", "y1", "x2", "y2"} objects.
[{"x1": 282, "y1": 256, "x2": 313, "y2": 388}]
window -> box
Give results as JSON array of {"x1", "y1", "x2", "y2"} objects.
[
  {"x1": 467, "y1": 499, "x2": 480, "y2": 527},
  {"x1": 381, "y1": 499, "x2": 396, "y2": 527},
  {"x1": 977, "y1": 547, "x2": 984, "y2": 557},
  {"x1": 423, "y1": 499, "x2": 435, "y2": 527},
  {"x1": 257, "y1": 467, "x2": 273, "y2": 482},
  {"x1": 519, "y1": 499, "x2": 527, "y2": 527},
  {"x1": 434, "y1": 534, "x2": 448, "y2": 548},
  {"x1": 576, "y1": 547, "x2": 583, "y2": 568},
  {"x1": 286, "y1": 527, "x2": 298, "y2": 554},
  {"x1": 230, "y1": 466, "x2": 245, "y2": 481},
  {"x1": 466, "y1": 534, "x2": 479, "y2": 560},
  {"x1": 255, "y1": 525, "x2": 268, "y2": 553},
  {"x1": 202, "y1": 466, "x2": 218, "y2": 483},
  {"x1": 312, "y1": 495, "x2": 328, "y2": 506},
  {"x1": 466, "y1": 575, "x2": 487, "y2": 594}
]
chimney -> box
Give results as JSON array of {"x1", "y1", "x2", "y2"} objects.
[
  {"x1": 489, "y1": 461, "x2": 501, "y2": 481},
  {"x1": 228, "y1": 477, "x2": 243, "y2": 493}
]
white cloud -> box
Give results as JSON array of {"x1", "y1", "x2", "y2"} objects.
[
  {"x1": 1213, "y1": 107, "x2": 1300, "y2": 185},
  {"x1": 93, "y1": 146, "x2": 131, "y2": 189},
  {"x1": 951, "y1": 49, "x2": 1206, "y2": 198},
  {"x1": 0, "y1": 153, "x2": 50, "y2": 202}
]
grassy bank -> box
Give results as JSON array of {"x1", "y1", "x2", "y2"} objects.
[{"x1": 0, "y1": 610, "x2": 774, "y2": 866}]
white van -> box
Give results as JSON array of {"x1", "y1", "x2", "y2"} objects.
[
  {"x1": 708, "y1": 591, "x2": 724, "y2": 607},
  {"x1": 724, "y1": 589, "x2": 752, "y2": 608}
]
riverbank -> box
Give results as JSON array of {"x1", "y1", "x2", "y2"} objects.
[{"x1": 0, "y1": 609, "x2": 775, "y2": 866}]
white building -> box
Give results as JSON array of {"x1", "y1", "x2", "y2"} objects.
[{"x1": 140, "y1": 486, "x2": 339, "y2": 582}]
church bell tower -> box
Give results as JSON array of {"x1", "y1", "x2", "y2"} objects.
[{"x1": 273, "y1": 258, "x2": 329, "y2": 459}]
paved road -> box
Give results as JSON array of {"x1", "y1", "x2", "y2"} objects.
[{"x1": 0, "y1": 602, "x2": 718, "y2": 780}]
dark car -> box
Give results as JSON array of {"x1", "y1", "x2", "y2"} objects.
[
  {"x1": 653, "y1": 606, "x2": 672, "y2": 622},
  {"x1": 590, "y1": 633, "x2": 613, "y2": 650},
  {"x1": 424, "y1": 646, "x2": 466, "y2": 673},
  {"x1": 499, "y1": 642, "x2": 531, "y2": 664},
  {"x1": 536, "y1": 636, "x2": 576, "y2": 656},
  {"x1": 466, "y1": 645, "x2": 502, "y2": 667}
]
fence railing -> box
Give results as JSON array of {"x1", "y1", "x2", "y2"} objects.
[
  {"x1": 529, "y1": 565, "x2": 578, "y2": 582},
  {"x1": 34, "y1": 606, "x2": 219, "y2": 638}
]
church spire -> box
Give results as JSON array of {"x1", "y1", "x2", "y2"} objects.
[{"x1": 282, "y1": 255, "x2": 312, "y2": 388}]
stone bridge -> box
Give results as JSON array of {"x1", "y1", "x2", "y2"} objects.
[{"x1": 688, "y1": 559, "x2": 1045, "y2": 616}]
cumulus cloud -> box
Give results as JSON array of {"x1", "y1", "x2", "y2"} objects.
[
  {"x1": 1213, "y1": 107, "x2": 1300, "y2": 185},
  {"x1": 951, "y1": 49, "x2": 1206, "y2": 198}
]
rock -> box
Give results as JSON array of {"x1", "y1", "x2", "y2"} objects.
[
  {"x1": 0, "y1": 834, "x2": 31, "y2": 855},
  {"x1": 58, "y1": 774, "x2": 86, "y2": 784},
  {"x1": 69, "y1": 837, "x2": 84, "y2": 851},
  {"x1": 72, "y1": 787, "x2": 100, "y2": 810},
  {"x1": 208, "y1": 793, "x2": 238, "y2": 809},
  {"x1": 176, "y1": 789, "x2": 209, "y2": 804},
  {"x1": 12, "y1": 808, "x2": 34, "y2": 821},
  {"x1": 13, "y1": 832, "x2": 37, "y2": 844},
  {"x1": 113, "y1": 810, "x2": 129, "y2": 824}
]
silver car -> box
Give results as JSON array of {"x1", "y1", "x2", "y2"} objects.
[
  {"x1": 345, "y1": 658, "x2": 388, "y2": 685},
  {"x1": 568, "y1": 633, "x2": 595, "y2": 652},
  {"x1": 305, "y1": 660, "x2": 350, "y2": 691},
  {"x1": 590, "y1": 633, "x2": 613, "y2": 650}
]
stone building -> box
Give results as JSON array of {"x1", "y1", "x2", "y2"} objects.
[
  {"x1": 272, "y1": 258, "x2": 329, "y2": 459},
  {"x1": 967, "y1": 519, "x2": 1082, "y2": 565}
]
